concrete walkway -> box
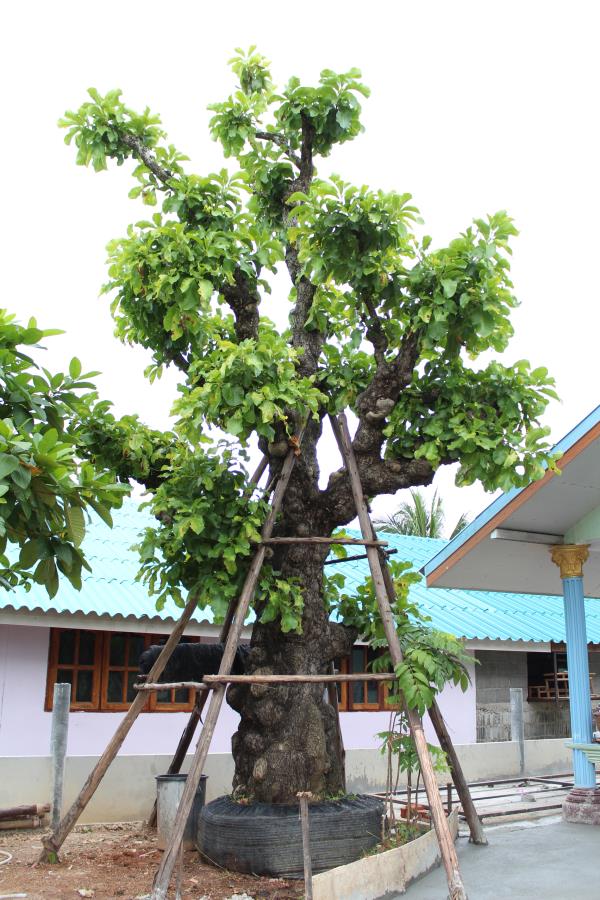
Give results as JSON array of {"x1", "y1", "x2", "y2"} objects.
[{"x1": 399, "y1": 816, "x2": 600, "y2": 899}]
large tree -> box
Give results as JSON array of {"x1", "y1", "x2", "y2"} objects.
[{"x1": 59, "y1": 50, "x2": 556, "y2": 804}]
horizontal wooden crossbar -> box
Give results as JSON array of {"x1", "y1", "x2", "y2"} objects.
[
  {"x1": 261, "y1": 537, "x2": 388, "y2": 546},
  {"x1": 134, "y1": 672, "x2": 397, "y2": 692}
]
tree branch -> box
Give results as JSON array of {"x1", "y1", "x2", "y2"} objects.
[
  {"x1": 282, "y1": 115, "x2": 324, "y2": 378},
  {"x1": 361, "y1": 296, "x2": 387, "y2": 367},
  {"x1": 319, "y1": 452, "x2": 434, "y2": 530},
  {"x1": 255, "y1": 131, "x2": 301, "y2": 169},
  {"x1": 221, "y1": 269, "x2": 260, "y2": 342},
  {"x1": 120, "y1": 133, "x2": 174, "y2": 187}
]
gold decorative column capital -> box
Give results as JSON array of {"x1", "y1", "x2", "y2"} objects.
[{"x1": 550, "y1": 544, "x2": 590, "y2": 579}]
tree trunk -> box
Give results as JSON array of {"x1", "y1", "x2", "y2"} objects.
[{"x1": 227, "y1": 539, "x2": 354, "y2": 803}]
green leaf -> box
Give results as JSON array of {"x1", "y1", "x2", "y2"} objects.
[
  {"x1": 441, "y1": 279, "x2": 458, "y2": 298},
  {"x1": 69, "y1": 357, "x2": 82, "y2": 379},
  {"x1": 0, "y1": 454, "x2": 19, "y2": 479},
  {"x1": 19, "y1": 538, "x2": 49, "y2": 569},
  {"x1": 66, "y1": 504, "x2": 86, "y2": 547}
]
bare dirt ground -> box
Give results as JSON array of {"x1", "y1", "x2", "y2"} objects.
[{"x1": 0, "y1": 823, "x2": 302, "y2": 900}]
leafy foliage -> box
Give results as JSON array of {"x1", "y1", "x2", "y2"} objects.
[
  {"x1": 0, "y1": 310, "x2": 126, "y2": 596},
  {"x1": 328, "y1": 558, "x2": 472, "y2": 715},
  {"x1": 58, "y1": 51, "x2": 558, "y2": 634},
  {"x1": 175, "y1": 324, "x2": 325, "y2": 443}
]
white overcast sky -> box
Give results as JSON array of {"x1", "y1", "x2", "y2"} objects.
[{"x1": 3, "y1": 1, "x2": 599, "y2": 534}]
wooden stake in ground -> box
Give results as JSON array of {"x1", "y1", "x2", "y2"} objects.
[
  {"x1": 297, "y1": 792, "x2": 313, "y2": 900},
  {"x1": 331, "y1": 413, "x2": 468, "y2": 900},
  {"x1": 39, "y1": 588, "x2": 202, "y2": 863},
  {"x1": 151, "y1": 440, "x2": 302, "y2": 900}
]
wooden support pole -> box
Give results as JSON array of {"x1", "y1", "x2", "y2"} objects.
[
  {"x1": 262, "y1": 536, "x2": 387, "y2": 546},
  {"x1": 146, "y1": 693, "x2": 207, "y2": 827},
  {"x1": 428, "y1": 700, "x2": 487, "y2": 846},
  {"x1": 136, "y1": 672, "x2": 397, "y2": 691},
  {"x1": 331, "y1": 413, "x2": 468, "y2": 900},
  {"x1": 39, "y1": 588, "x2": 202, "y2": 863},
  {"x1": 0, "y1": 816, "x2": 42, "y2": 830},
  {"x1": 297, "y1": 792, "x2": 313, "y2": 900},
  {"x1": 151, "y1": 441, "x2": 302, "y2": 900},
  {"x1": 0, "y1": 804, "x2": 49, "y2": 821},
  {"x1": 372, "y1": 521, "x2": 486, "y2": 848},
  {"x1": 327, "y1": 663, "x2": 346, "y2": 793}
]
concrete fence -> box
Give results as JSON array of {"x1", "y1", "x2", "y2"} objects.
[{"x1": 0, "y1": 739, "x2": 573, "y2": 824}]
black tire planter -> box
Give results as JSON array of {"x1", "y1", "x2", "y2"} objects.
[{"x1": 197, "y1": 794, "x2": 384, "y2": 878}]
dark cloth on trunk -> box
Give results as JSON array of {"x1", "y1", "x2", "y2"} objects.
[{"x1": 138, "y1": 641, "x2": 250, "y2": 683}]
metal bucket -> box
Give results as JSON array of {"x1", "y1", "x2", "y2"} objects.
[{"x1": 156, "y1": 773, "x2": 208, "y2": 850}]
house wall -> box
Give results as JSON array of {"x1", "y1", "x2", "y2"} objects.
[
  {"x1": 0, "y1": 624, "x2": 240, "y2": 757},
  {"x1": 0, "y1": 625, "x2": 476, "y2": 759}
]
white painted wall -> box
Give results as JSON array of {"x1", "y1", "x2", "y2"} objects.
[{"x1": 0, "y1": 624, "x2": 240, "y2": 757}]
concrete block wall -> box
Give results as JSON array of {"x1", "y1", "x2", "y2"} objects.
[{"x1": 475, "y1": 650, "x2": 571, "y2": 742}]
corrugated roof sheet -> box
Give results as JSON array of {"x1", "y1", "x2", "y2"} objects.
[
  {"x1": 339, "y1": 532, "x2": 600, "y2": 643},
  {"x1": 3, "y1": 500, "x2": 598, "y2": 644},
  {"x1": 2, "y1": 501, "x2": 216, "y2": 627}
]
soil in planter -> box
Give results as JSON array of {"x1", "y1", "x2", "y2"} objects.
[
  {"x1": 364, "y1": 821, "x2": 425, "y2": 856},
  {"x1": 197, "y1": 793, "x2": 384, "y2": 878}
]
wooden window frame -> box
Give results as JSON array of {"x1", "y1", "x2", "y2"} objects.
[
  {"x1": 45, "y1": 628, "x2": 103, "y2": 711},
  {"x1": 336, "y1": 645, "x2": 400, "y2": 712},
  {"x1": 45, "y1": 629, "x2": 198, "y2": 713}
]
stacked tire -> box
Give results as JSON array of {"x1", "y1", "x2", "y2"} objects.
[{"x1": 197, "y1": 794, "x2": 384, "y2": 878}]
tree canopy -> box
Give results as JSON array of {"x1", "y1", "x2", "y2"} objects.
[{"x1": 58, "y1": 48, "x2": 557, "y2": 632}]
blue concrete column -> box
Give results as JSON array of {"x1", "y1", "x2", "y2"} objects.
[
  {"x1": 563, "y1": 576, "x2": 596, "y2": 787},
  {"x1": 551, "y1": 544, "x2": 596, "y2": 789}
]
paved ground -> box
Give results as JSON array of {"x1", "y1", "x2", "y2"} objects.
[{"x1": 400, "y1": 816, "x2": 600, "y2": 899}]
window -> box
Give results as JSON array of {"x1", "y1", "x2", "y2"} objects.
[
  {"x1": 46, "y1": 629, "x2": 198, "y2": 712},
  {"x1": 336, "y1": 645, "x2": 398, "y2": 712}
]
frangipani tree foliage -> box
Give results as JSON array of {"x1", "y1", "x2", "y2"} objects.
[
  {"x1": 59, "y1": 48, "x2": 557, "y2": 803},
  {"x1": 0, "y1": 310, "x2": 126, "y2": 596}
]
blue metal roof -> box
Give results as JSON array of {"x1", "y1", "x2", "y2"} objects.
[
  {"x1": 423, "y1": 403, "x2": 600, "y2": 582},
  {"x1": 336, "y1": 531, "x2": 600, "y2": 644},
  {"x1": 3, "y1": 499, "x2": 597, "y2": 644},
  {"x1": 1, "y1": 501, "x2": 216, "y2": 627}
]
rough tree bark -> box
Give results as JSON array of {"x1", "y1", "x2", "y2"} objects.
[{"x1": 227, "y1": 426, "x2": 357, "y2": 803}]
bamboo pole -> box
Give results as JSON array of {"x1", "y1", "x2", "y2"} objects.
[
  {"x1": 370, "y1": 500, "x2": 486, "y2": 847},
  {"x1": 372, "y1": 525, "x2": 486, "y2": 847},
  {"x1": 262, "y1": 536, "x2": 387, "y2": 546},
  {"x1": 331, "y1": 413, "x2": 468, "y2": 900},
  {"x1": 428, "y1": 701, "x2": 487, "y2": 845},
  {"x1": 0, "y1": 816, "x2": 41, "y2": 830},
  {"x1": 327, "y1": 662, "x2": 346, "y2": 793},
  {"x1": 297, "y1": 792, "x2": 313, "y2": 900},
  {"x1": 151, "y1": 441, "x2": 302, "y2": 900},
  {"x1": 39, "y1": 588, "x2": 202, "y2": 863},
  {"x1": 146, "y1": 692, "x2": 207, "y2": 827}
]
